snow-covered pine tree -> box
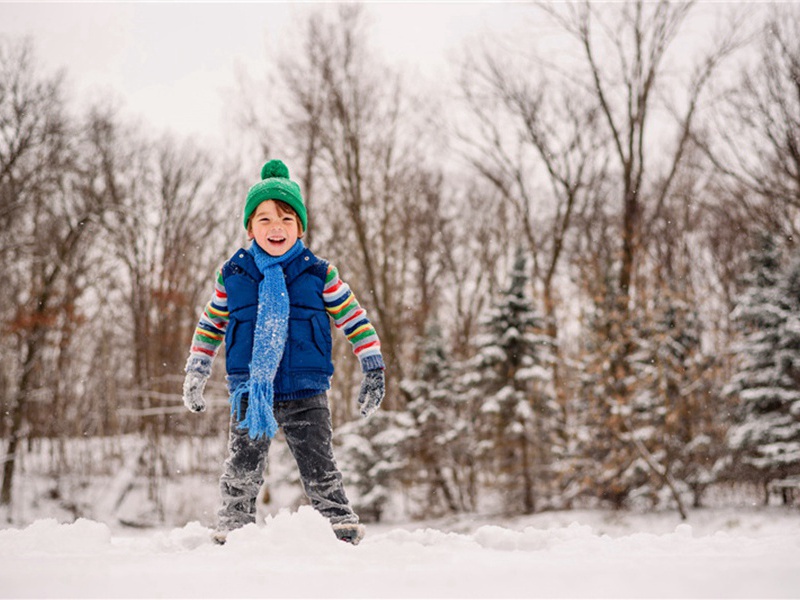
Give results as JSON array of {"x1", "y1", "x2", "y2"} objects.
[
  {"x1": 467, "y1": 247, "x2": 558, "y2": 514},
  {"x1": 624, "y1": 297, "x2": 691, "y2": 513},
  {"x1": 726, "y1": 237, "x2": 800, "y2": 500},
  {"x1": 573, "y1": 277, "x2": 638, "y2": 509},
  {"x1": 400, "y1": 323, "x2": 475, "y2": 516},
  {"x1": 628, "y1": 288, "x2": 726, "y2": 513},
  {"x1": 578, "y1": 275, "x2": 728, "y2": 514},
  {"x1": 335, "y1": 409, "x2": 416, "y2": 522}
]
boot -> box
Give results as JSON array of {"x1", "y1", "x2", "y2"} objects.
[
  {"x1": 211, "y1": 530, "x2": 228, "y2": 545},
  {"x1": 332, "y1": 522, "x2": 366, "y2": 545}
]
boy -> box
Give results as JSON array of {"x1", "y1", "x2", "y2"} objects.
[{"x1": 181, "y1": 159, "x2": 385, "y2": 545}]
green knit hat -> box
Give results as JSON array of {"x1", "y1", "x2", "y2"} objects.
[{"x1": 243, "y1": 160, "x2": 307, "y2": 232}]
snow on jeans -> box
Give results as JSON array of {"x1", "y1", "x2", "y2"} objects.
[{"x1": 218, "y1": 388, "x2": 358, "y2": 533}]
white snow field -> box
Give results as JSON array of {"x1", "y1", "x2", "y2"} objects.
[{"x1": 1, "y1": 506, "x2": 799, "y2": 599}]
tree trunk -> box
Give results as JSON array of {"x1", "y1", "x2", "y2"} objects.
[
  {"x1": 1, "y1": 333, "x2": 40, "y2": 507},
  {"x1": 520, "y1": 432, "x2": 536, "y2": 514}
]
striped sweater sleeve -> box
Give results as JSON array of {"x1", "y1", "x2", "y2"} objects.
[
  {"x1": 187, "y1": 268, "x2": 229, "y2": 368},
  {"x1": 323, "y1": 264, "x2": 385, "y2": 372}
]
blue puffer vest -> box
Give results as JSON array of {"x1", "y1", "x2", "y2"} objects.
[{"x1": 221, "y1": 245, "x2": 334, "y2": 400}]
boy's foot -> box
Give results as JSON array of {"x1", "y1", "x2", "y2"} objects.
[
  {"x1": 332, "y1": 522, "x2": 365, "y2": 545},
  {"x1": 211, "y1": 530, "x2": 228, "y2": 545}
]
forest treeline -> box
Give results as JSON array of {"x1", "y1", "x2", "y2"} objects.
[{"x1": 2, "y1": 2, "x2": 800, "y2": 522}]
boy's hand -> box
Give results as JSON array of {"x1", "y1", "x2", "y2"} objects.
[
  {"x1": 358, "y1": 369, "x2": 385, "y2": 418},
  {"x1": 183, "y1": 355, "x2": 212, "y2": 413},
  {"x1": 182, "y1": 371, "x2": 208, "y2": 413}
]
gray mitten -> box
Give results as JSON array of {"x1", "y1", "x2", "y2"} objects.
[
  {"x1": 357, "y1": 369, "x2": 385, "y2": 418},
  {"x1": 183, "y1": 371, "x2": 208, "y2": 412},
  {"x1": 183, "y1": 355, "x2": 212, "y2": 413}
]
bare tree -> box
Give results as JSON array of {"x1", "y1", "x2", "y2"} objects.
[
  {"x1": 85, "y1": 110, "x2": 241, "y2": 427},
  {"x1": 307, "y1": 6, "x2": 408, "y2": 389},
  {"x1": 458, "y1": 35, "x2": 610, "y2": 449},
  {"x1": 531, "y1": 0, "x2": 742, "y2": 512},
  {"x1": 0, "y1": 38, "x2": 104, "y2": 507},
  {"x1": 73, "y1": 108, "x2": 242, "y2": 522},
  {"x1": 544, "y1": 0, "x2": 742, "y2": 312},
  {"x1": 699, "y1": 5, "x2": 800, "y2": 244},
  {"x1": 242, "y1": 5, "x2": 449, "y2": 411},
  {"x1": 459, "y1": 41, "x2": 606, "y2": 344}
]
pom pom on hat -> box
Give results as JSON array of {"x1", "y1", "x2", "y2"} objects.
[
  {"x1": 243, "y1": 159, "x2": 307, "y2": 232},
  {"x1": 261, "y1": 159, "x2": 289, "y2": 180}
]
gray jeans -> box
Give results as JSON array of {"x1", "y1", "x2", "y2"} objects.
[{"x1": 217, "y1": 392, "x2": 358, "y2": 532}]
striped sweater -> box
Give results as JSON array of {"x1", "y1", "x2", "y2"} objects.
[{"x1": 189, "y1": 263, "x2": 384, "y2": 372}]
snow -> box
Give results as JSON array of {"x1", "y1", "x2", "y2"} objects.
[{"x1": 2, "y1": 506, "x2": 799, "y2": 598}]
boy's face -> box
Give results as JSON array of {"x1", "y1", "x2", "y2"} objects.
[{"x1": 248, "y1": 200, "x2": 302, "y2": 256}]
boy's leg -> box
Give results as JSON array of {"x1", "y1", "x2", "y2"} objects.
[
  {"x1": 217, "y1": 399, "x2": 271, "y2": 537},
  {"x1": 276, "y1": 394, "x2": 360, "y2": 530}
]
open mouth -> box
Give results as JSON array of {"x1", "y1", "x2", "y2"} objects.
[{"x1": 267, "y1": 234, "x2": 287, "y2": 246}]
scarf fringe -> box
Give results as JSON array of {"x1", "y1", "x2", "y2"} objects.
[
  {"x1": 229, "y1": 380, "x2": 248, "y2": 423},
  {"x1": 230, "y1": 380, "x2": 279, "y2": 440}
]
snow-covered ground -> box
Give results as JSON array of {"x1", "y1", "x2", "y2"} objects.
[
  {"x1": 1, "y1": 505, "x2": 799, "y2": 599},
  {"x1": 2, "y1": 438, "x2": 798, "y2": 597}
]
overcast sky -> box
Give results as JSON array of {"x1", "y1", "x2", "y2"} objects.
[
  {"x1": 2, "y1": 2, "x2": 536, "y2": 147},
  {"x1": 1, "y1": 1, "x2": 748, "y2": 154}
]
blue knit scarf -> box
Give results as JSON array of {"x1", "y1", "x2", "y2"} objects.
[{"x1": 230, "y1": 239, "x2": 305, "y2": 439}]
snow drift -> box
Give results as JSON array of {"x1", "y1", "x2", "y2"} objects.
[{"x1": 1, "y1": 506, "x2": 799, "y2": 598}]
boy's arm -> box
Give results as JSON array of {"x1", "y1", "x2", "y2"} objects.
[
  {"x1": 183, "y1": 268, "x2": 229, "y2": 412},
  {"x1": 323, "y1": 263, "x2": 385, "y2": 372},
  {"x1": 187, "y1": 268, "x2": 229, "y2": 368},
  {"x1": 323, "y1": 263, "x2": 385, "y2": 418}
]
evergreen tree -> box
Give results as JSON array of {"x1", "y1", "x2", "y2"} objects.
[
  {"x1": 574, "y1": 279, "x2": 640, "y2": 509},
  {"x1": 628, "y1": 290, "x2": 725, "y2": 513},
  {"x1": 578, "y1": 278, "x2": 729, "y2": 514},
  {"x1": 336, "y1": 409, "x2": 415, "y2": 522},
  {"x1": 468, "y1": 248, "x2": 559, "y2": 514},
  {"x1": 400, "y1": 323, "x2": 475, "y2": 515},
  {"x1": 726, "y1": 237, "x2": 800, "y2": 499}
]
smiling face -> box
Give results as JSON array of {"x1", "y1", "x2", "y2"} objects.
[{"x1": 247, "y1": 200, "x2": 302, "y2": 256}]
